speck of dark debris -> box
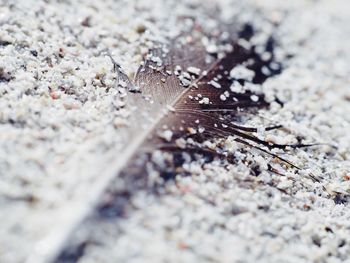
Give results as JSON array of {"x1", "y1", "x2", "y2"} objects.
[
  {"x1": 30, "y1": 50, "x2": 38, "y2": 57},
  {"x1": 334, "y1": 193, "x2": 349, "y2": 205}
]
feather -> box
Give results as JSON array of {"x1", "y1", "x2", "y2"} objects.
[{"x1": 52, "y1": 27, "x2": 313, "y2": 262}]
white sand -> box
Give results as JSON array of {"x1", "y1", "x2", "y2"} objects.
[{"x1": 0, "y1": 0, "x2": 349, "y2": 262}]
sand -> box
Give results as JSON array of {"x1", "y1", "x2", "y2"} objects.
[{"x1": 0, "y1": 0, "x2": 349, "y2": 262}]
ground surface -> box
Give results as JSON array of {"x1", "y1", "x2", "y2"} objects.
[{"x1": 0, "y1": 0, "x2": 350, "y2": 263}]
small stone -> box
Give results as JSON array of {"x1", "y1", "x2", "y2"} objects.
[
  {"x1": 208, "y1": 80, "x2": 221, "y2": 89},
  {"x1": 220, "y1": 94, "x2": 227, "y2": 101},
  {"x1": 199, "y1": 97, "x2": 210, "y2": 105},
  {"x1": 250, "y1": 95, "x2": 259, "y2": 102},
  {"x1": 187, "y1": 66, "x2": 201, "y2": 76},
  {"x1": 158, "y1": 129, "x2": 173, "y2": 142}
]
